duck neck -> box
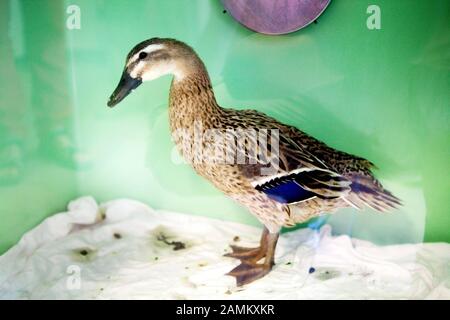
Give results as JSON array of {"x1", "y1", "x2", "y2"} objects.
[{"x1": 168, "y1": 59, "x2": 222, "y2": 131}]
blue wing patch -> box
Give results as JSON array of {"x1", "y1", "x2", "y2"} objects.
[{"x1": 255, "y1": 179, "x2": 317, "y2": 204}]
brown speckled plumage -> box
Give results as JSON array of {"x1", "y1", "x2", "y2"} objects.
[
  {"x1": 165, "y1": 39, "x2": 400, "y2": 233},
  {"x1": 109, "y1": 38, "x2": 401, "y2": 286}
]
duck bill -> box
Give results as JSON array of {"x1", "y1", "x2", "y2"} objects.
[{"x1": 107, "y1": 71, "x2": 142, "y2": 107}]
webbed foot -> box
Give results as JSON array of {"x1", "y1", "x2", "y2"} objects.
[
  {"x1": 223, "y1": 245, "x2": 265, "y2": 262},
  {"x1": 224, "y1": 227, "x2": 279, "y2": 286},
  {"x1": 226, "y1": 262, "x2": 272, "y2": 286}
]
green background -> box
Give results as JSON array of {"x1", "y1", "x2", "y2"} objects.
[{"x1": 0, "y1": 0, "x2": 448, "y2": 254}]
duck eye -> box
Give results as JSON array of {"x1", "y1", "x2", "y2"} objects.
[{"x1": 139, "y1": 52, "x2": 148, "y2": 60}]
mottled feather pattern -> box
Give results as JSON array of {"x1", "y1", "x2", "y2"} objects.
[
  {"x1": 346, "y1": 173, "x2": 402, "y2": 212},
  {"x1": 165, "y1": 41, "x2": 400, "y2": 230}
]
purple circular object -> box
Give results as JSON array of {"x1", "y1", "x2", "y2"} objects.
[{"x1": 222, "y1": 0, "x2": 331, "y2": 35}]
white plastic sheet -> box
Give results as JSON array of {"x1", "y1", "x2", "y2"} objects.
[{"x1": 0, "y1": 197, "x2": 448, "y2": 299}]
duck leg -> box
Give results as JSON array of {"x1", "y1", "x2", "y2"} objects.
[{"x1": 224, "y1": 227, "x2": 279, "y2": 286}]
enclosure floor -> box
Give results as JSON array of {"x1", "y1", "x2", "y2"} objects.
[{"x1": 0, "y1": 197, "x2": 448, "y2": 299}]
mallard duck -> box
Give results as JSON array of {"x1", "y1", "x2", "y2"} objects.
[{"x1": 107, "y1": 38, "x2": 401, "y2": 286}]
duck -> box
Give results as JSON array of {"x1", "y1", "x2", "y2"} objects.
[{"x1": 107, "y1": 38, "x2": 401, "y2": 286}]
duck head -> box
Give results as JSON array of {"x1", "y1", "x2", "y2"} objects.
[{"x1": 107, "y1": 38, "x2": 200, "y2": 107}]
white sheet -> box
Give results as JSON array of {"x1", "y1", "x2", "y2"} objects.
[{"x1": 0, "y1": 196, "x2": 448, "y2": 299}]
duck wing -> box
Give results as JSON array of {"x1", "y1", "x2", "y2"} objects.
[
  {"x1": 227, "y1": 108, "x2": 400, "y2": 210},
  {"x1": 250, "y1": 168, "x2": 352, "y2": 204},
  {"x1": 224, "y1": 109, "x2": 353, "y2": 204}
]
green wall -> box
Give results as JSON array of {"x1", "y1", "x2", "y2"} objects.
[{"x1": 0, "y1": 0, "x2": 448, "y2": 254}]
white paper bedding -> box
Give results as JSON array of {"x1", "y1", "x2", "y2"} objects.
[{"x1": 0, "y1": 197, "x2": 448, "y2": 299}]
